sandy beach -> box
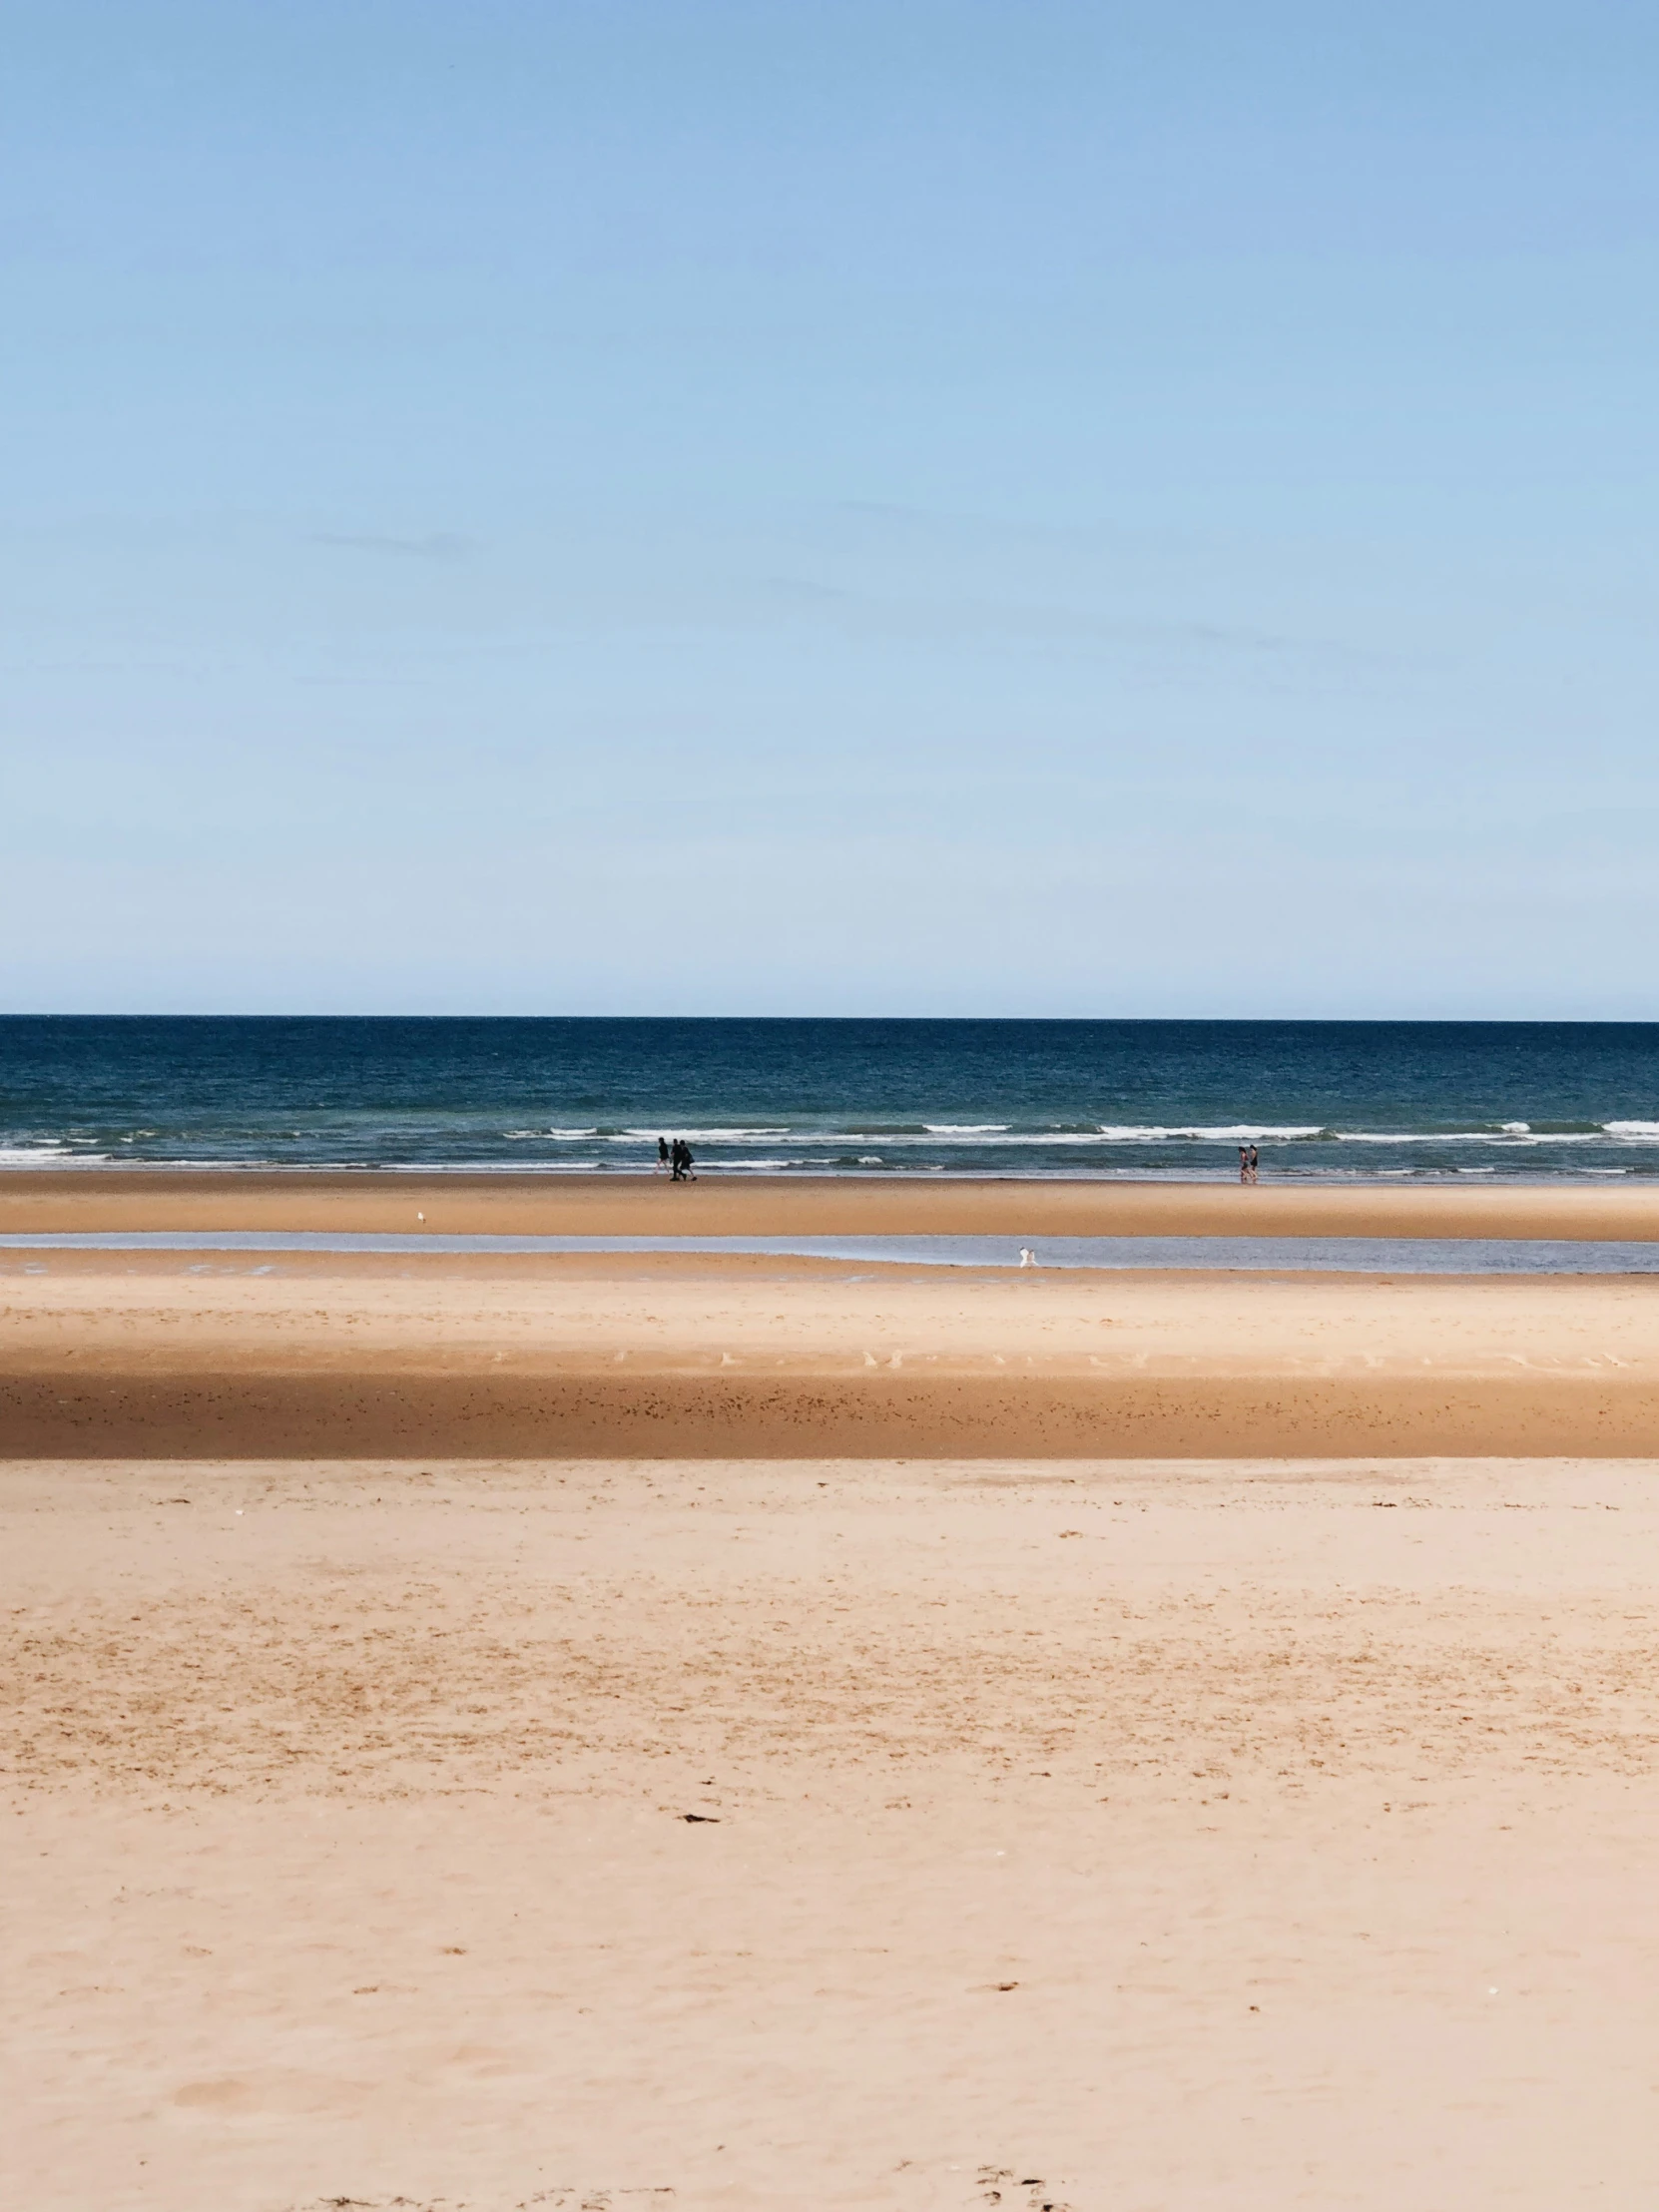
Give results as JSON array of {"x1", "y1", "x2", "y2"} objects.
[
  {"x1": 4, "y1": 1193, "x2": 1659, "y2": 1457},
  {"x1": 7, "y1": 1175, "x2": 1659, "y2": 2206},
  {"x1": 8, "y1": 1166, "x2": 1659, "y2": 1241},
  {"x1": 16, "y1": 0, "x2": 1659, "y2": 2195},
  {"x1": 10, "y1": 1451, "x2": 1659, "y2": 2210}
]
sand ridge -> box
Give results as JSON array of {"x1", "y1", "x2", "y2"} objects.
[
  {"x1": 5, "y1": 1251, "x2": 1659, "y2": 1457},
  {"x1": 9, "y1": 1166, "x2": 1659, "y2": 1241}
]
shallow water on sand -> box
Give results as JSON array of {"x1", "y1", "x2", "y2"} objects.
[{"x1": 8, "y1": 1229, "x2": 1659, "y2": 1274}]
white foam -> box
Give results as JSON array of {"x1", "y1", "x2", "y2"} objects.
[
  {"x1": 620, "y1": 1127, "x2": 790, "y2": 1143},
  {"x1": 884, "y1": 1130, "x2": 1096, "y2": 1145},
  {"x1": 502, "y1": 1127, "x2": 601, "y2": 1140},
  {"x1": 0, "y1": 1144, "x2": 106, "y2": 1166},
  {"x1": 923, "y1": 1124, "x2": 1010, "y2": 1134},
  {"x1": 1337, "y1": 1129, "x2": 1599, "y2": 1145},
  {"x1": 1093, "y1": 1124, "x2": 1326, "y2": 1143},
  {"x1": 1604, "y1": 1121, "x2": 1659, "y2": 1138}
]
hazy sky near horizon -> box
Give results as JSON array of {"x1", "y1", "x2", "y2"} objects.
[{"x1": 6, "y1": 1, "x2": 1659, "y2": 1016}]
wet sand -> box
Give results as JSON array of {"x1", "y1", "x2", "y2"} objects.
[
  {"x1": 5, "y1": 1247, "x2": 1658, "y2": 1458},
  {"x1": 7, "y1": 1166, "x2": 1659, "y2": 1241},
  {"x1": 9, "y1": 1452, "x2": 1659, "y2": 2211}
]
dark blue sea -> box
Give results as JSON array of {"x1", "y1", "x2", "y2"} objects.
[{"x1": 3, "y1": 1017, "x2": 1658, "y2": 1180}]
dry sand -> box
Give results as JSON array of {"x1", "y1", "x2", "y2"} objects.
[{"x1": 9, "y1": 1452, "x2": 1659, "y2": 2211}]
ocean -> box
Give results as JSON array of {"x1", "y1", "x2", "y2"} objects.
[{"x1": 3, "y1": 1016, "x2": 1658, "y2": 1180}]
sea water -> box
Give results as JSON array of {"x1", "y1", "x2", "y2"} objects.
[
  {"x1": 2, "y1": 1015, "x2": 1658, "y2": 1180},
  {"x1": 6, "y1": 1231, "x2": 1659, "y2": 1275}
]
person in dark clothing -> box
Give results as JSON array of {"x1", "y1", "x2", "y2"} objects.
[
  {"x1": 657, "y1": 1136, "x2": 670, "y2": 1175},
  {"x1": 679, "y1": 1140, "x2": 696, "y2": 1182},
  {"x1": 1248, "y1": 1143, "x2": 1260, "y2": 1184}
]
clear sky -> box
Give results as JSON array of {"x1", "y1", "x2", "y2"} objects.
[{"x1": 5, "y1": 1, "x2": 1658, "y2": 1016}]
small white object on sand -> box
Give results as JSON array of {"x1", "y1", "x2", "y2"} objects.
[{"x1": 1018, "y1": 1246, "x2": 1038, "y2": 1268}]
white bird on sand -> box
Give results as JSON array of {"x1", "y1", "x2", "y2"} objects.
[{"x1": 1018, "y1": 1246, "x2": 1038, "y2": 1268}]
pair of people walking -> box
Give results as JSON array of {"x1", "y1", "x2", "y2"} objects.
[
  {"x1": 657, "y1": 1135, "x2": 696, "y2": 1182},
  {"x1": 1238, "y1": 1143, "x2": 1260, "y2": 1185}
]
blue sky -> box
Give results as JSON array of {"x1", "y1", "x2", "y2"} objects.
[{"x1": 5, "y1": 1, "x2": 1658, "y2": 1015}]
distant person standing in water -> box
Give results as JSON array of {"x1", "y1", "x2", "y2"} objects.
[{"x1": 656, "y1": 1136, "x2": 670, "y2": 1175}]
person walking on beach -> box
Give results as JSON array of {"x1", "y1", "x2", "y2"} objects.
[
  {"x1": 679, "y1": 1140, "x2": 696, "y2": 1182},
  {"x1": 1240, "y1": 1144, "x2": 1250, "y2": 1185},
  {"x1": 1247, "y1": 1143, "x2": 1260, "y2": 1184},
  {"x1": 656, "y1": 1136, "x2": 670, "y2": 1176}
]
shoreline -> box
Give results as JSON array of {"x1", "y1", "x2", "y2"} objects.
[
  {"x1": 8, "y1": 1167, "x2": 1659, "y2": 1240},
  {"x1": 9, "y1": 1175, "x2": 1655, "y2": 1463}
]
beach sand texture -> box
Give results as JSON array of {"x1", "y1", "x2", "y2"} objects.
[
  {"x1": 8, "y1": 1166, "x2": 1659, "y2": 1240},
  {"x1": 9, "y1": 1452, "x2": 1659, "y2": 2211},
  {"x1": 7, "y1": 1178, "x2": 1659, "y2": 2207},
  {"x1": 5, "y1": 1244, "x2": 1659, "y2": 1458}
]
